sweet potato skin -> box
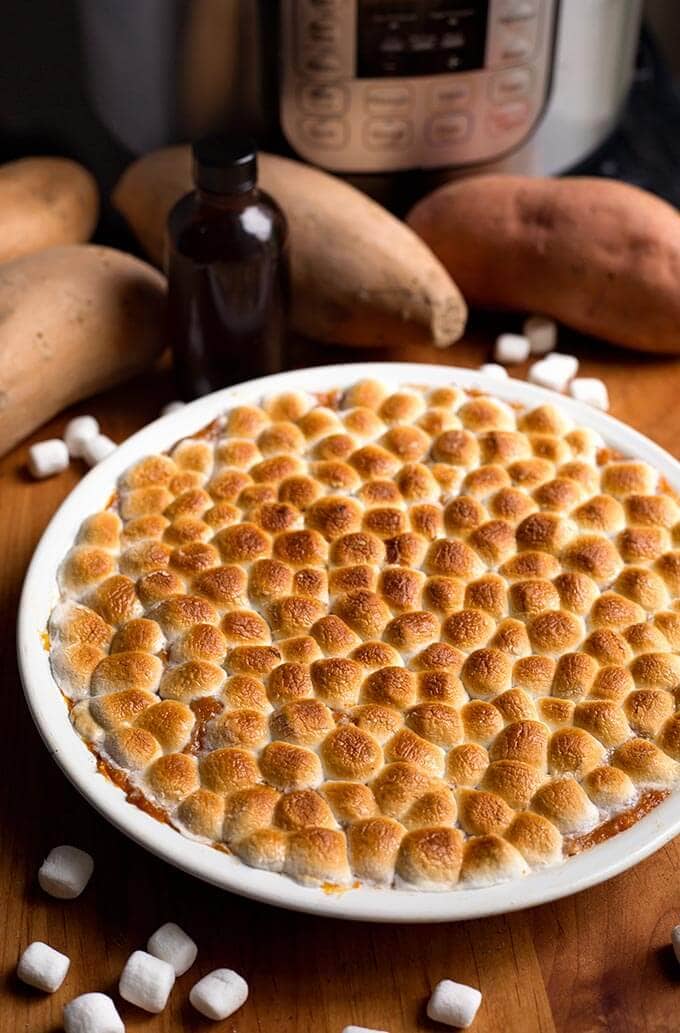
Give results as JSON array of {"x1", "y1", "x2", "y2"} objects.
[
  {"x1": 407, "y1": 174, "x2": 680, "y2": 353},
  {"x1": 0, "y1": 156, "x2": 99, "y2": 263},
  {"x1": 112, "y1": 146, "x2": 467, "y2": 350},
  {"x1": 0, "y1": 245, "x2": 166, "y2": 455}
]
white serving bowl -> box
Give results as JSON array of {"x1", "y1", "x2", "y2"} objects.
[{"x1": 17, "y1": 362, "x2": 680, "y2": 923}]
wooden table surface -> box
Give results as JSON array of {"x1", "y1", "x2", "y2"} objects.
[{"x1": 3, "y1": 327, "x2": 680, "y2": 1033}]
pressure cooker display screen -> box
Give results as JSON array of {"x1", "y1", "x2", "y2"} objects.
[{"x1": 356, "y1": 1, "x2": 488, "y2": 77}]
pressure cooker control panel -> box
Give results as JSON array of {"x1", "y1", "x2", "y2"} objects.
[{"x1": 279, "y1": 0, "x2": 558, "y2": 172}]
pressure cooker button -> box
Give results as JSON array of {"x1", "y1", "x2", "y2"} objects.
[
  {"x1": 300, "y1": 117, "x2": 347, "y2": 148},
  {"x1": 498, "y1": 0, "x2": 539, "y2": 23},
  {"x1": 487, "y1": 100, "x2": 530, "y2": 135},
  {"x1": 300, "y1": 83, "x2": 347, "y2": 116},
  {"x1": 365, "y1": 85, "x2": 412, "y2": 116},
  {"x1": 306, "y1": 19, "x2": 340, "y2": 45},
  {"x1": 490, "y1": 67, "x2": 533, "y2": 103},
  {"x1": 497, "y1": 28, "x2": 534, "y2": 62},
  {"x1": 426, "y1": 112, "x2": 471, "y2": 147},
  {"x1": 430, "y1": 80, "x2": 473, "y2": 110},
  {"x1": 364, "y1": 118, "x2": 412, "y2": 151},
  {"x1": 300, "y1": 48, "x2": 343, "y2": 77}
]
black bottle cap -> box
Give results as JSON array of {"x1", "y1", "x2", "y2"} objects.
[{"x1": 192, "y1": 134, "x2": 258, "y2": 194}]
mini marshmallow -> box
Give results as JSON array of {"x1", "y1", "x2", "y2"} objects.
[
  {"x1": 427, "y1": 979, "x2": 482, "y2": 1029},
  {"x1": 671, "y1": 924, "x2": 680, "y2": 964},
  {"x1": 523, "y1": 315, "x2": 557, "y2": 356},
  {"x1": 161, "y1": 401, "x2": 186, "y2": 417},
  {"x1": 479, "y1": 363, "x2": 509, "y2": 379},
  {"x1": 493, "y1": 333, "x2": 530, "y2": 365},
  {"x1": 189, "y1": 968, "x2": 248, "y2": 1021},
  {"x1": 17, "y1": 941, "x2": 70, "y2": 993},
  {"x1": 147, "y1": 921, "x2": 197, "y2": 976},
  {"x1": 82, "y1": 434, "x2": 117, "y2": 468},
  {"x1": 528, "y1": 352, "x2": 579, "y2": 393},
  {"x1": 27, "y1": 439, "x2": 69, "y2": 480},
  {"x1": 341, "y1": 1027, "x2": 389, "y2": 1033},
  {"x1": 38, "y1": 845, "x2": 94, "y2": 899},
  {"x1": 64, "y1": 416, "x2": 100, "y2": 458},
  {"x1": 119, "y1": 949, "x2": 175, "y2": 1013},
  {"x1": 63, "y1": 993, "x2": 124, "y2": 1033},
  {"x1": 569, "y1": 377, "x2": 609, "y2": 411}
]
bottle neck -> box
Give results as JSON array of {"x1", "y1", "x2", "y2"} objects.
[{"x1": 195, "y1": 185, "x2": 259, "y2": 211}]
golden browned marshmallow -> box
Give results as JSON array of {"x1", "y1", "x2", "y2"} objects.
[
  {"x1": 548, "y1": 726, "x2": 604, "y2": 777},
  {"x1": 527, "y1": 610, "x2": 583, "y2": 654},
  {"x1": 121, "y1": 514, "x2": 170, "y2": 546},
  {"x1": 257, "y1": 421, "x2": 306, "y2": 458},
  {"x1": 415, "y1": 671, "x2": 465, "y2": 709},
  {"x1": 460, "y1": 833, "x2": 528, "y2": 886},
  {"x1": 531, "y1": 777, "x2": 599, "y2": 833},
  {"x1": 199, "y1": 747, "x2": 261, "y2": 793},
  {"x1": 377, "y1": 567, "x2": 424, "y2": 612},
  {"x1": 105, "y1": 726, "x2": 162, "y2": 771},
  {"x1": 482, "y1": 760, "x2": 543, "y2": 810},
  {"x1": 177, "y1": 789, "x2": 226, "y2": 840},
  {"x1": 612, "y1": 737, "x2": 677, "y2": 784},
  {"x1": 601, "y1": 461, "x2": 657, "y2": 497},
  {"x1": 406, "y1": 703, "x2": 462, "y2": 748},
  {"x1": 51, "y1": 642, "x2": 107, "y2": 698},
  {"x1": 462, "y1": 575, "x2": 506, "y2": 619},
  {"x1": 624, "y1": 689, "x2": 674, "y2": 738},
  {"x1": 215, "y1": 435, "x2": 260, "y2": 468},
  {"x1": 159, "y1": 660, "x2": 226, "y2": 702},
  {"x1": 414, "y1": 642, "x2": 465, "y2": 674},
  {"x1": 396, "y1": 462, "x2": 439, "y2": 502},
  {"x1": 446, "y1": 743, "x2": 489, "y2": 787},
  {"x1": 91, "y1": 650, "x2": 162, "y2": 697},
  {"x1": 551, "y1": 652, "x2": 598, "y2": 701},
  {"x1": 277, "y1": 474, "x2": 322, "y2": 511},
  {"x1": 490, "y1": 618, "x2": 531, "y2": 657},
  {"x1": 204, "y1": 708, "x2": 269, "y2": 751},
  {"x1": 560, "y1": 535, "x2": 622, "y2": 584},
  {"x1": 259, "y1": 741, "x2": 324, "y2": 791},
  {"x1": 120, "y1": 486, "x2": 174, "y2": 521},
  {"x1": 379, "y1": 390, "x2": 425, "y2": 425},
  {"x1": 461, "y1": 648, "x2": 513, "y2": 699},
  {"x1": 274, "y1": 789, "x2": 336, "y2": 833},
  {"x1": 460, "y1": 396, "x2": 515, "y2": 431},
  {"x1": 329, "y1": 564, "x2": 378, "y2": 598},
  {"x1": 614, "y1": 565, "x2": 669, "y2": 610},
  {"x1": 221, "y1": 609, "x2": 271, "y2": 647},
  {"x1": 214, "y1": 522, "x2": 271, "y2": 565},
  {"x1": 384, "y1": 728, "x2": 444, "y2": 776},
  {"x1": 658, "y1": 714, "x2": 680, "y2": 759},
  {"x1": 164, "y1": 488, "x2": 212, "y2": 522},
  {"x1": 265, "y1": 390, "x2": 313, "y2": 421},
  {"x1": 516, "y1": 512, "x2": 572, "y2": 555},
  {"x1": 457, "y1": 788, "x2": 514, "y2": 837},
  {"x1": 494, "y1": 688, "x2": 536, "y2": 723},
  {"x1": 119, "y1": 539, "x2": 173, "y2": 580},
  {"x1": 50, "y1": 601, "x2": 113, "y2": 651},
  {"x1": 479, "y1": 430, "x2": 530, "y2": 466},
  {"x1": 422, "y1": 576, "x2": 464, "y2": 617},
  {"x1": 534, "y1": 477, "x2": 584, "y2": 513},
  {"x1": 623, "y1": 621, "x2": 669, "y2": 655},
  {"x1": 333, "y1": 589, "x2": 391, "y2": 639},
  {"x1": 573, "y1": 700, "x2": 631, "y2": 748},
  {"x1": 238, "y1": 484, "x2": 276, "y2": 510},
  {"x1": 87, "y1": 688, "x2": 156, "y2": 730},
  {"x1": 510, "y1": 578, "x2": 561, "y2": 616},
  {"x1": 226, "y1": 405, "x2": 270, "y2": 440},
  {"x1": 294, "y1": 566, "x2": 328, "y2": 601},
  {"x1": 323, "y1": 781, "x2": 377, "y2": 823},
  {"x1": 120, "y1": 453, "x2": 177, "y2": 491},
  {"x1": 297, "y1": 406, "x2": 341, "y2": 442},
  {"x1": 311, "y1": 612, "x2": 362, "y2": 656},
  {"x1": 136, "y1": 570, "x2": 186, "y2": 608},
  {"x1": 396, "y1": 826, "x2": 464, "y2": 889},
  {"x1": 342, "y1": 379, "x2": 387, "y2": 411},
  {"x1": 490, "y1": 720, "x2": 548, "y2": 769},
  {"x1": 76, "y1": 510, "x2": 122, "y2": 550},
  {"x1": 463, "y1": 464, "x2": 512, "y2": 499},
  {"x1": 223, "y1": 785, "x2": 280, "y2": 841},
  {"x1": 269, "y1": 700, "x2": 334, "y2": 747},
  {"x1": 266, "y1": 662, "x2": 313, "y2": 705},
  {"x1": 618, "y1": 526, "x2": 670, "y2": 564},
  {"x1": 131, "y1": 699, "x2": 195, "y2": 752},
  {"x1": 537, "y1": 698, "x2": 575, "y2": 731},
  {"x1": 626, "y1": 493, "x2": 679, "y2": 528},
  {"x1": 653, "y1": 610, "x2": 680, "y2": 647},
  {"x1": 109, "y1": 618, "x2": 163, "y2": 656},
  {"x1": 342, "y1": 407, "x2": 386, "y2": 445},
  {"x1": 513, "y1": 655, "x2": 556, "y2": 696},
  {"x1": 153, "y1": 595, "x2": 219, "y2": 639},
  {"x1": 590, "y1": 665, "x2": 634, "y2": 704},
  {"x1": 351, "y1": 703, "x2": 403, "y2": 745},
  {"x1": 583, "y1": 766, "x2": 636, "y2": 810},
  {"x1": 505, "y1": 811, "x2": 562, "y2": 866},
  {"x1": 519, "y1": 403, "x2": 570, "y2": 436},
  {"x1": 312, "y1": 460, "x2": 362, "y2": 493},
  {"x1": 59, "y1": 545, "x2": 117, "y2": 596},
  {"x1": 419, "y1": 405, "x2": 461, "y2": 437},
  {"x1": 321, "y1": 724, "x2": 384, "y2": 780},
  {"x1": 227, "y1": 645, "x2": 282, "y2": 676},
  {"x1": 384, "y1": 612, "x2": 440, "y2": 656},
  {"x1": 307, "y1": 657, "x2": 360, "y2": 707},
  {"x1": 442, "y1": 609, "x2": 495, "y2": 651},
  {"x1": 347, "y1": 816, "x2": 404, "y2": 883},
  {"x1": 589, "y1": 593, "x2": 644, "y2": 631},
  {"x1": 223, "y1": 674, "x2": 270, "y2": 712},
  {"x1": 469, "y1": 519, "x2": 516, "y2": 565},
  {"x1": 572, "y1": 495, "x2": 625, "y2": 534},
  {"x1": 362, "y1": 666, "x2": 416, "y2": 709},
  {"x1": 655, "y1": 550, "x2": 680, "y2": 596},
  {"x1": 380, "y1": 424, "x2": 430, "y2": 463},
  {"x1": 349, "y1": 443, "x2": 401, "y2": 482},
  {"x1": 558, "y1": 460, "x2": 600, "y2": 494},
  {"x1": 146, "y1": 753, "x2": 200, "y2": 805},
  {"x1": 552, "y1": 572, "x2": 598, "y2": 616},
  {"x1": 357, "y1": 479, "x2": 403, "y2": 509},
  {"x1": 508, "y1": 457, "x2": 556, "y2": 492},
  {"x1": 236, "y1": 827, "x2": 289, "y2": 872},
  {"x1": 500, "y1": 550, "x2": 561, "y2": 581},
  {"x1": 630, "y1": 651, "x2": 680, "y2": 690},
  {"x1": 268, "y1": 595, "x2": 327, "y2": 637},
  {"x1": 461, "y1": 701, "x2": 504, "y2": 745},
  {"x1": 530, "y1": 435, "x2": 570, "y2": 465},
  {"x1": 285, "y1": 827, "x2": 350, "y2": 886}
]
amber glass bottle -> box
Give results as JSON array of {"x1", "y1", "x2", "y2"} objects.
[{"x1": 166, "y1": 135, "x2": 289, "y2": 399}]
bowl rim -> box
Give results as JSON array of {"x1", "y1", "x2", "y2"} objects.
[{"x1": 17, "y1": 360, "x2": 680, "y2": 923}]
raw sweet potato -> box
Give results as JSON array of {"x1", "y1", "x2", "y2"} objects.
[
  {"x1": 407, "y1": 174, "x2": 680, "y2": 353},
  {"x1": 0, "y1": 156, "x2": 99, "y2": 263},
  {"x1": 112, "y1": 146, "x2": 467, "y2": 349},
  {"x1": 0, "y1": 245, "x2": 166, "y2": 455}
]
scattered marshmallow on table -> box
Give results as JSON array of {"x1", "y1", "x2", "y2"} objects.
[
  {"x1": 119, "y1": 949, "x2": 175, "y2": 1013},
  {"x1": 523, "y1": 314, "x2": 557, "y2": 355},
  {"x1": 671, "y1": 925, "x2": 680, "y2": 963},
  {"x1": 342, "y1": 1026, "x2": 389, "y2": 1033},
  {"x1": 189, "y1": 968, "x2": 248, "y2": 1021},
  {"x1": 38, "y1": 845, "x2": 94, "y2": 899},
  {"x1": 493, "y1": 332, "x2": 530, "y2": 365},
  {"x1": 569, "y1": 376, "x2": 609, "y2": 411},
  {"x1": 81, "y1": 434, "x2": 117, "y2": 468},
  {"x1": 17, "y1": 941, "x2": 70, "y2": 993},
  {"x1": 479, "y1": 363, "x2": 509, "y2": 379},
  {"x1": 27, "y1": 439, "x2": 69, "y2": 480},
  {"x1": 528, "y1": 352, "x2": 579, "y2": 392},
  {"x1": 427, "y1": 979, "x2": 482, "y2": 1029},
  {"x1": 63, "y1": 415, "x2": 99, "y2": 458},
  {"x1": 161, "y1": 400, "x2": 186, "y2": 417},
  {"x1": 63, "y1": 992, "x2": 124, "y2": 1033},
  {"x1": 147, "y1": 921, "x2": 197, "y2": 976}
]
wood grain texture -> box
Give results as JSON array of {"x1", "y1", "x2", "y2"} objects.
[{"x1": 2, "y1": 326, "x2": 680, "y2": 1033}]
